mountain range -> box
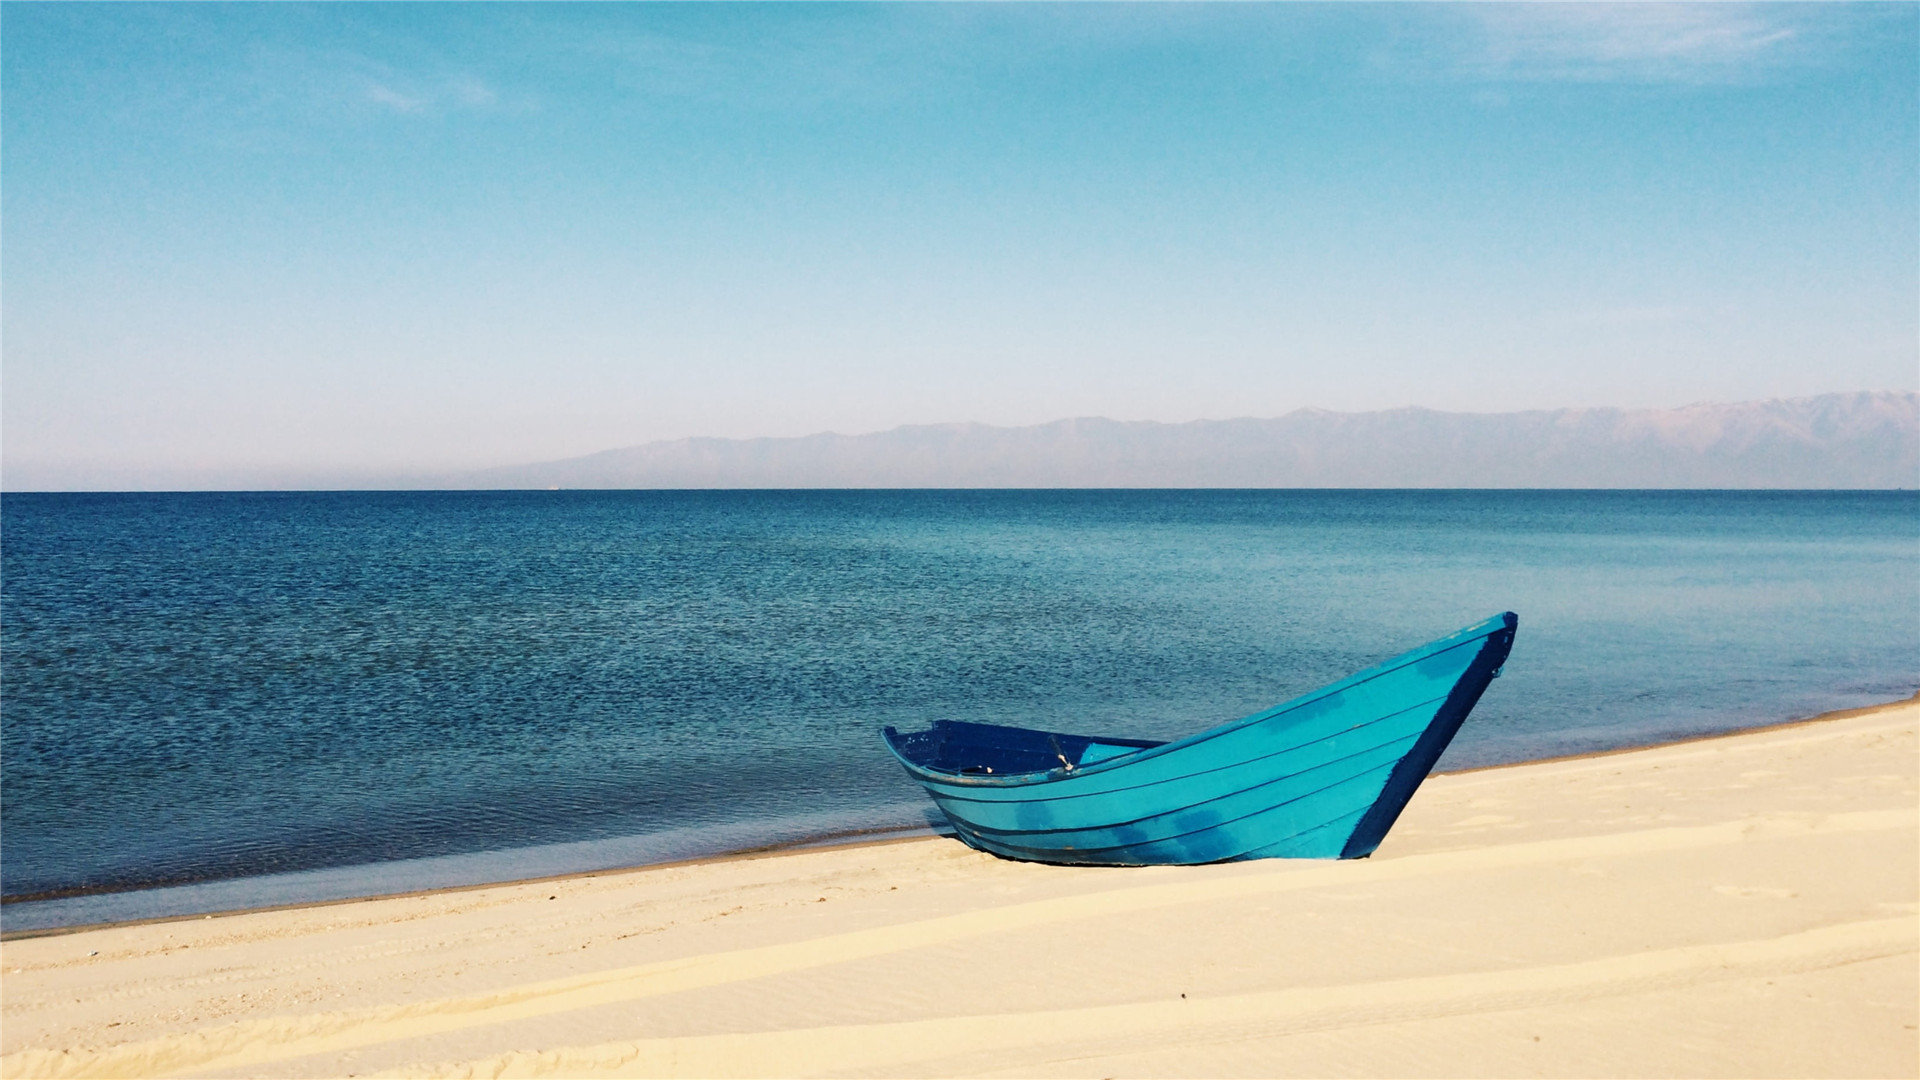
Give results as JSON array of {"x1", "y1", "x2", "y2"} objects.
[{"x1": 464, "y1": 391, "x2": 1917, "y2": 489}]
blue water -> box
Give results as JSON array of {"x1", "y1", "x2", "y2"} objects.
[{"x1": 3, "y1": 490, "x2": 1915, "y2": 930}]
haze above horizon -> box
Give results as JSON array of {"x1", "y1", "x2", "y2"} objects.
[{"x1": 4, "y1": 4, "x2": 1916, "y2": 489}]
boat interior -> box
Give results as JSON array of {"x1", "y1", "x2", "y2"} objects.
[{"x1": 885, "y1": 719, "x2": 1166, "y2": 777}]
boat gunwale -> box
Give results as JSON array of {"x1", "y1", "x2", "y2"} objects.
[{"x1": 884, "y1": 612, "x2": 1514, "y2": 789}]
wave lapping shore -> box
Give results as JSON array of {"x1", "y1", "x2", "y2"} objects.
[{"x1": 3, "y1": 697, "x2": 1914, "y2": 1078}]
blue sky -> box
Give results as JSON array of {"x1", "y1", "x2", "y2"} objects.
[{"x1": 3, "y1": 3, "x2": 1915, "y2": 486}]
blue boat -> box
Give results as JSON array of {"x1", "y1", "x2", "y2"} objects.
[{"x1": 884, "y1": 612, "x2": 1517, "y2": 864}]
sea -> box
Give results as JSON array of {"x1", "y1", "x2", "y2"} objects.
[{"x1": 3, "y1": 490, "x2": 1915, "y2": 932}]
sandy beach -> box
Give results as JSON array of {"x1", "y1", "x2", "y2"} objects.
[{"x1": 3, "y1": 698, "x2": 1914, "y2": 1079}]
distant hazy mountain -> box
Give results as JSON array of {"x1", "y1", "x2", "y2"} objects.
[{"x1": 465, "y1": 391, "x2": 1918, "y2": 489}]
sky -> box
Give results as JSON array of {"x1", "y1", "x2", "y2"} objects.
[{"x1": 3, "y1": 3, "x2": 1916, "y2": 488}]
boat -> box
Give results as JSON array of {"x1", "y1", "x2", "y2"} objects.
[{"x1": 883, "y1": 612, "x2": 1517, "y2": 865}]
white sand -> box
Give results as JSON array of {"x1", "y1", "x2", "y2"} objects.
[{"x1": 3, "y1": 698, "x2": 1915, "y2": 1079}]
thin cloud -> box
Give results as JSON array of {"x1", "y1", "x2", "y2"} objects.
[
  {"x1": 237, "y1": 34, "x2": 516, "y2": 121},
  {"x1": 450, "y1": 76, "x2": 499, "y2": 108},
  {"x1": 364, "y1": 82, "x2": 427, "y2": 114},
  {"x1": 1470, "y1": 4, "x2": 1802, "y2": 83},
  {"x1": 350, "y1": 71, "x2": 520, "y2": 118},
  {"x1": 1372, "y1": 3, "x2": 1870, "y2": 86}
]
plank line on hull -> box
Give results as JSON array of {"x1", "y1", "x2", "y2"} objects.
[
  {"x1": 906, "y1": 674, "x2": 1467, "y2": 805},
  {"x1": 948, "y1": 738, "x2": 1420, "y2": 863},
  {"x1": 960, "y1": 778, "x2": 1390, "y2": 863},
  {"x1": 932, "y1": 728, "x2": 1425, "y2": 845},
  {"x1": 1233, "y1": 806, "x2": 1371, "y2": 859},
  {"x1": 918, "y1": 694, "x2": 1450, "y2": 816}
]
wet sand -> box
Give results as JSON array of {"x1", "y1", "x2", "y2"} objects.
[{"x1": 3, "y1": 697, "x2": 1915, "y2": 1078}]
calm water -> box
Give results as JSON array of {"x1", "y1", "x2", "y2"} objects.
[{"x1": 3, "y1": 490, "x2": 1915, "y2": 929}]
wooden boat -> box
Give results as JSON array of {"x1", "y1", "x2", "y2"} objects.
[{"x1": 883, "y1": 612, "x2": 1517, "y2": 864}]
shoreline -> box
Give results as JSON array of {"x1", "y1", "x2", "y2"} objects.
[
  {"x1": 6, "y1": 690, "x2": 1915, "y2": 943},
  {"x1": 3, "y1": 693, "x2": 1912, "y2": 1078},
  {"x1": 1442, "y1": 689, "x2": 1920, "y2": 774}
]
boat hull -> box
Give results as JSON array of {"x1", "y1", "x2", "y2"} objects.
[{"x1": 883, "y1": 612, "x2": 1517, "y2": 865}]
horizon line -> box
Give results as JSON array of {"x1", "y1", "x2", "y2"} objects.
[{"x1": 5, "y1": 389, "x2": 1913, "y2": 494}]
